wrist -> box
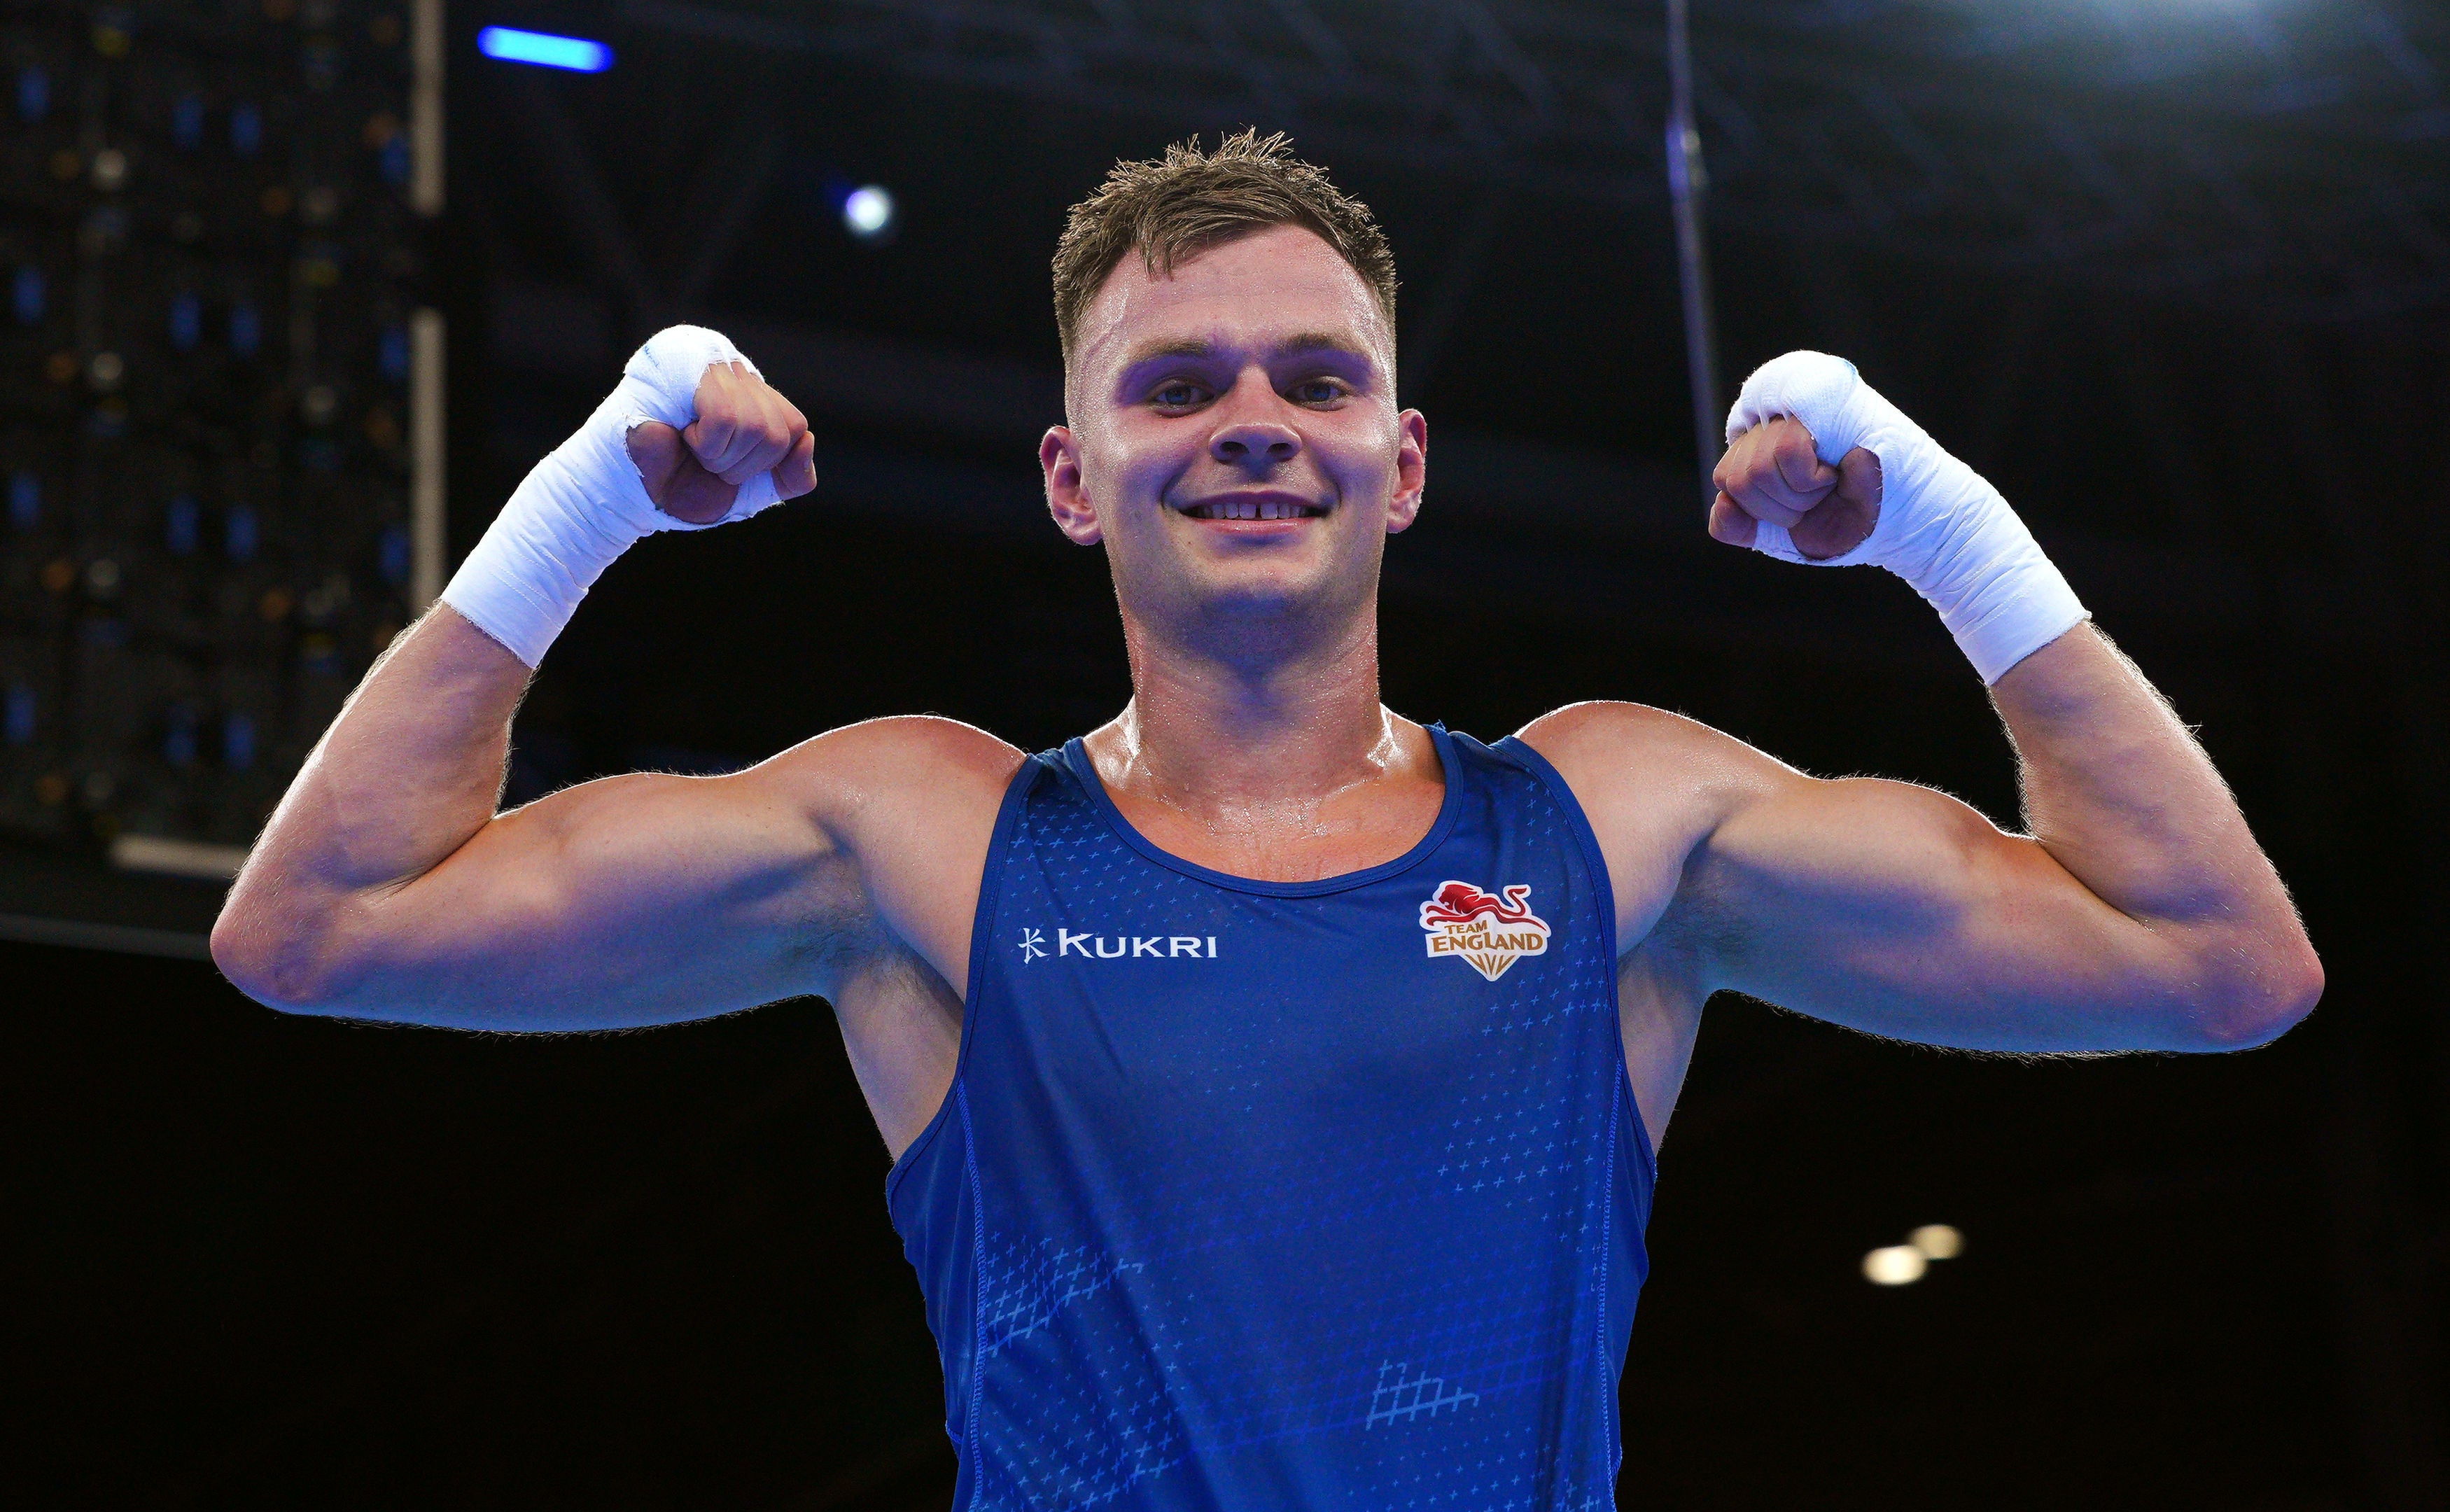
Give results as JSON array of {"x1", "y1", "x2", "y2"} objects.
[
  {"x1": 1726, "y1": 351, "x2": 2088, "y2": 684},
  {"x1": 439, "y1": 326, "x2": 769, "y2": 667}
]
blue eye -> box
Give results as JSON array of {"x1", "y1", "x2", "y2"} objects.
[{"x1": 1154, "y1": 382, "x2": 1200, "y2": 407}]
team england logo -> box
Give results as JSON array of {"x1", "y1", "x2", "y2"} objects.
[{"x1": 1418, "y1": 881, "x2": 1550, "y2": 982}]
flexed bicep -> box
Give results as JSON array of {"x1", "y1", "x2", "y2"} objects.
[
  {"x1": 1516, "y1": 696, "x2": 2251, "y2": 1060},
  {"x1": 224, "y1": 718, "x2": 1018, "y2": 1031},
  {"x1": 327, "y1": 762, "x2": 864, "y2": 1030},
  {"x1": 1692, "y1": 771, "x2": 2204, "y2": 1053}
]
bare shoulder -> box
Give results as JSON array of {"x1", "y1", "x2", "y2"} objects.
[
  {"x1": 753, "y1": 714, "x2": 1024, "y2": 827},
  {"x1": 750, "y1": 714, "x2": 1026, "y2": 884},
  {"x1": 1513, "y1": 701, "x2": 1800, "y2": 946},
  {"x1": 1516, "y1": 701, "x2": 1791, "y2": 814},
  {"x1": 747, "y1": 715, "x2": 1026, "y2": 992}
]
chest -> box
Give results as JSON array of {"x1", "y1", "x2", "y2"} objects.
[
  {"x1": 1099, "y1": 777, "x2": 1448, "y2": 884},
  {"x1": 993, "y1": 859, "x2": 1606, "y2": 1133}
]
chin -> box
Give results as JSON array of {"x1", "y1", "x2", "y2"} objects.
[
  {"x1": 1184, "y1": 558, "x2": 1367, "y2": 624},
  {"x1": 1112, "y1": 530, "x2": 1378, "y2": 633}
]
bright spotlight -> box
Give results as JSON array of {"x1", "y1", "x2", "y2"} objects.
[
  {"x1": 477, "y1": 27, "x2": 613, "y2": 73},
  {"x1": 843, "y1": 184, "x2": 896, "y2": 241},
  {"x1": 1862, "y1": 1245, "x2": 1928, "y2": 1285},
  {"x1": 1909, "y1": 1224, "x2": 1963, "y2": 1261}
]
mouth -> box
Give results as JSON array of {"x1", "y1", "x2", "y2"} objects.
[{"x1": 1177, "y1": 493, "x2": 1329, "y2": 522}]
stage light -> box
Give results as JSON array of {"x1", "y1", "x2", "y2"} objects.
[
  {"x1": 1909, "y1": 1224, "x2": 1963, "y2": 1261},
  {"x1": 1862, "y1": 1245, "x2": 1928, "y2": 1285},
  {"x1": 477, "y1": 27, "x2": 612, "y2": 73},
  {"x1": 843, "y1": 184, "x2": 896, "y2": 241}
]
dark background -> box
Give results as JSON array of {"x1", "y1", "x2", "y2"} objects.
[{"x1": 13, "y1": 2, "x2": 2448, "y2": 1507}]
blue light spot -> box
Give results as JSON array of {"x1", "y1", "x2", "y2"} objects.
[
  {"x1": 377, "y1": 323, "x2": 410, "y2": 382},
  {"x1": 477, "y1": 27, "x2": 612, "y2": 72},
  {"x1": 224, "y1": 712, "x2": 255, "y2": 771},
  {"x1": 231, "y1": 102, "x2": 262, "y2": 158},
  {"x1": 18, "y1": 66, "x2": 47, "y2": 123},
  {"x1": 166, "y1": 493, "x2": 200, "y2": 554},
  {"x1": 380, "y1": 134, "x2": 410, "y2": 185},
  {"x1": 230, "y1": 300, "x2": 260, "y2": 357},
  {"x1": 843, "y1": 185, "x2": 897, "y2": 242},
  {"x1": 377, "y1": 524, "x2": 410, "y2": 587},
  {"x1": 14, "y1": 265, "x2": 45, "y2": 325},
  {"x1": 165, "y1": 708, "x2": 197, "y2": 767},
  {"x1": 8, "y1": 472, "x2": 36, "y2": 531},
  {"x1": 225, "y1": 504, "x2": 257, "y2": 563},
  {"x1": 169, "y1": 291, "x2": 201, "y2": 350},
  {"x1": 4, "y1": 684, "x2": 33, "y2": 745},
  {"x1": 172, "y1": 92, "x2": 204, "y2": 150}
]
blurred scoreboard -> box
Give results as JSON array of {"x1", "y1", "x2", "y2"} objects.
[{"x1": 0, "y1": 0, "x2": 440, "y2": 880}]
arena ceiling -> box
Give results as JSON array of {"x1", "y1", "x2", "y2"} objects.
[{"x1": 612, "y1": 0, "x2": 2450, "y2": 321}]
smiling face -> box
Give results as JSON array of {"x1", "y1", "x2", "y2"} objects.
[{"x1": 1041, "y1": 223, "x2": 1427, "y2": 654}]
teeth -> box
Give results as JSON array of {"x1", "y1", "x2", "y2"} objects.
[{"x1": 1189, "y1": 498, "x2": 1314, "y2": 520}]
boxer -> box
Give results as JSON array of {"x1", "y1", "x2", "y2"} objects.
[{"x1": 214, "y1": 132, "x2": 2318, "y2": 1510}]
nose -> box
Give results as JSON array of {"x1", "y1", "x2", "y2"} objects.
[{"x1": 1210, "y1": 412, "x2": 1301, "y2": 468}]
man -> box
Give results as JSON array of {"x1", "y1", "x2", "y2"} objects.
[{"x1": 214, "y1": 133, "x2": 2319, "y2": 1508}]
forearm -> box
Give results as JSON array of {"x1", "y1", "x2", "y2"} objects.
[
  {"x1": 270, "y1": 605, "x2": 526, "y2": 888},
  {"x1": 1993, "y1": 623, "x2": 2318, "y2": 1015}
]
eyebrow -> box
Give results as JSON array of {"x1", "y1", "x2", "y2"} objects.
[
  {"x1": 1119, "y1": 330, "x2": 1375, "y2": 368},
  {"x1": 1277, "y1": 331, "x2": 1371, "y2": 360},
  {"x1": 1123, "y1": 337, "x2": 1219, "y2": 365}
]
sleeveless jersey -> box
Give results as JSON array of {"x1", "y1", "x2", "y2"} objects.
[{"x1": 886, "y1": 727, "x2": 1655, "y2": 1512}]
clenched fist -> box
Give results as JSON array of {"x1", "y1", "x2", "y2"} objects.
[
  {"x1": 627, "y1": 360, "x2": 819, "y2": 524},
  {"x1": 1709, "y1": 415, "x2": 1882, "y2": 561}
]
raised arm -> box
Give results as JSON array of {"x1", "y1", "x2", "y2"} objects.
[
  {"x1": 1562, "y1": 628, "x2": 2316, "y2": 1051},
  {"x1": 1532, "y1": 353, "x2": 2319, "y2": 1063},
  {"x1": 211, "y1": 330, "x2": 1020, "y2": 1035}
]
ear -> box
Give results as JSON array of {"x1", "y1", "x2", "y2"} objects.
[
  {"x1": 1385, "y1": 408, "x2": 1428, "y2": 536},
  {"x1": 1041, "y1": 426, "x2": 1103, "y2": 545}
]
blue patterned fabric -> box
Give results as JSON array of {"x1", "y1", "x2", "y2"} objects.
[{"x1": 887, "y1": 727, "x2": 1653, "y2": 1511}]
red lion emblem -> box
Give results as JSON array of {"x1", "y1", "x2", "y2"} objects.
[{"x1": 1418, "y1": 881, "x2": 1543, "y2": 929}]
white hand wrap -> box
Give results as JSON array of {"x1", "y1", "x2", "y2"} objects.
[
  {"x1": 1726, "y1": 351, "x2": 2088, "y2": 684},
  {"x1": 440, "y1": 326, "x2": 784, "y2": 668}
]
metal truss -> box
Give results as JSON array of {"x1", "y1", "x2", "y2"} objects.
[{"x1": 621, "y1": 0, "x2": 2450, "y2": 320}]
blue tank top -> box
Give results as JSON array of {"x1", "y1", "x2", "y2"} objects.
[{"x1": 887, "y1": 727, "x2": 1655, "y2": 1511}]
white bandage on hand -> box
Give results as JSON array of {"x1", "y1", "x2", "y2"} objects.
[
  {"x1": 1725, "y1": 351, "x2": 2088, "y2": 685},
  {"x1": 440, "y1": 326, "x2": 787, "y2": 668}
]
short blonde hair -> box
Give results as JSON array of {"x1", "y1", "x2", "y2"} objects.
[{"x1": 1051, "y1": 130, "x2": 1399, "y2": 365}]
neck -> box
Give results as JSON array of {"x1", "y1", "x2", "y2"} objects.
[{"x1": 1097, "y1": 597, "x2": 1412, "y2": 812}]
